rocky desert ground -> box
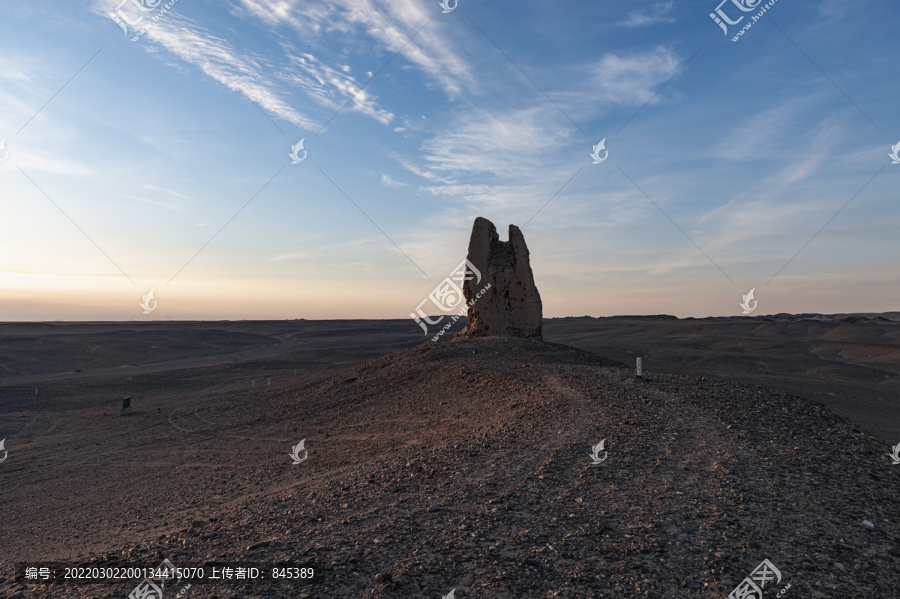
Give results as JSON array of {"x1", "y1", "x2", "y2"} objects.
[{"x1": 1, "y1": 316, "x2": 899, "y2": 598}]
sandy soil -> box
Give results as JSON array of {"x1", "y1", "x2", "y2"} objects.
[{"x1": 1, "y1": 318, "x2": 899, "y2": 598}]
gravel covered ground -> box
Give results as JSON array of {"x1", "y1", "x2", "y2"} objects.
[{"x1": 4, "y1": 336, "x2": 900, "y2": 598}]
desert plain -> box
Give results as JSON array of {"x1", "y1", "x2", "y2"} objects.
[{"x1": 1, "y1": 314, "x2": 900, "y2": 598}]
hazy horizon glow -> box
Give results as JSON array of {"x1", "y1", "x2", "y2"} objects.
[{"x1": 1, "y1": 0, "x2": 898, "y2": 323}]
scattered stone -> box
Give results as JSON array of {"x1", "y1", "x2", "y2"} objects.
[
  {"x1": 246, "y1": 541, "x2": 271, "y2": 551},
  {"x1": 391, "y1": 570, "x2": 411, "y2": 584}
]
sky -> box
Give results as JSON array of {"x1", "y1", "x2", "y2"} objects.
[{"x1": 0, "y1": 0, "x2": 898, "y2": 323}]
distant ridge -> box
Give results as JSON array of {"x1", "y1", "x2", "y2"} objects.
[{"x1": 549, "y1": 312, "x2": 900, "y2": 324}]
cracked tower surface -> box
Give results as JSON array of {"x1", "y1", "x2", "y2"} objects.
[{"x1": 457, "y1": 217, "x2": 543, "y2": 339}]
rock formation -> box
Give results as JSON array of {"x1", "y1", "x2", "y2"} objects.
[{"x1": 457, "y1": 217, "x2": 543, "y2": 339}]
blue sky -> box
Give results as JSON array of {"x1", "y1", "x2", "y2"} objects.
[{"x1": 0, "y1": 0, "x2": 898, "y2": 321}]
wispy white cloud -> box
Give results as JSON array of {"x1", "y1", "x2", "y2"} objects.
[
  {"x1": 0, "y1": 62, "x2": 34, "y2": 84},
  {"x1": 587, "y1": 47, "x2": 681, "y2": 105},
  {"x1": 153, "y1": 29, "x2": 316, "y2": 128},
  {"x1": 815, "y1": 0, "x2": 851, "y2": 20},
  {"x1": 6, "y1": 150, "x2": 93, "y2": 176},
  {"x1": 280, "y1": 52, "x2": 393, "y2": 124},
  {"x1": 270, "y1": 248, "x2": 314, "y2": 262},
  {"x1": 126, "y1": 184, "x2": 190, "y2": 211},
  {"x1": 702, "y1": 115, "x2": 842, "y2": 225},
  {"x1": 419, "y1": 105, "x2": 573, "y2": 180},
  {"x1": 142, "y1": 183, "x2": 190, "y2": 200},
  {"x1": 0, "y1": 53, "x2": 86, "y2": 131},
  {"x1": 390, "y1": 114, "x2": 427, "y2": 136},
  {"x1": 91, "y1": 0, "x2": 319, "y2": 129},
  {"x1": 93, "y1": 0, "x2": 406, "y2": 129},
  {"x1": 545, "y1": 46, "x2": 685, "y2": 122},
  {"x1": 269, "y1": 235, "x2": 388, "y2": 262},
  {"x1": 710, "y1": 97, "x2": 814, "y2": 161},
  {"x1": 388, "y1": 151, "x2": 455, "y2": 184},
  {"x1": 620, "y1": 1, "x2": 676, "y2": 27},
  {"x1": 125, "y1": 194, "x2": 183, "y2": 211},
  {"x1": 696, "y1": 120, "x2": 845, "y2": 259},
  {"x1": 235, "y1": 0, "x2": 476, "y2": 96},
  {"x1": 380, "y1": 173, "x2": 407, "y2": 188}
]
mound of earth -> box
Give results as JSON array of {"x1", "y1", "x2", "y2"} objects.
[{"x1": 3, "y1": 337, "x2": 899, "y2": 598}]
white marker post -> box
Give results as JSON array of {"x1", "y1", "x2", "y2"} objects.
[
  {"x1": 636, "y1": 357, "x2": 643, "y2": 378},
  {"x1": 121, "y1": 396, "x2": 132, "y2": 416}
]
